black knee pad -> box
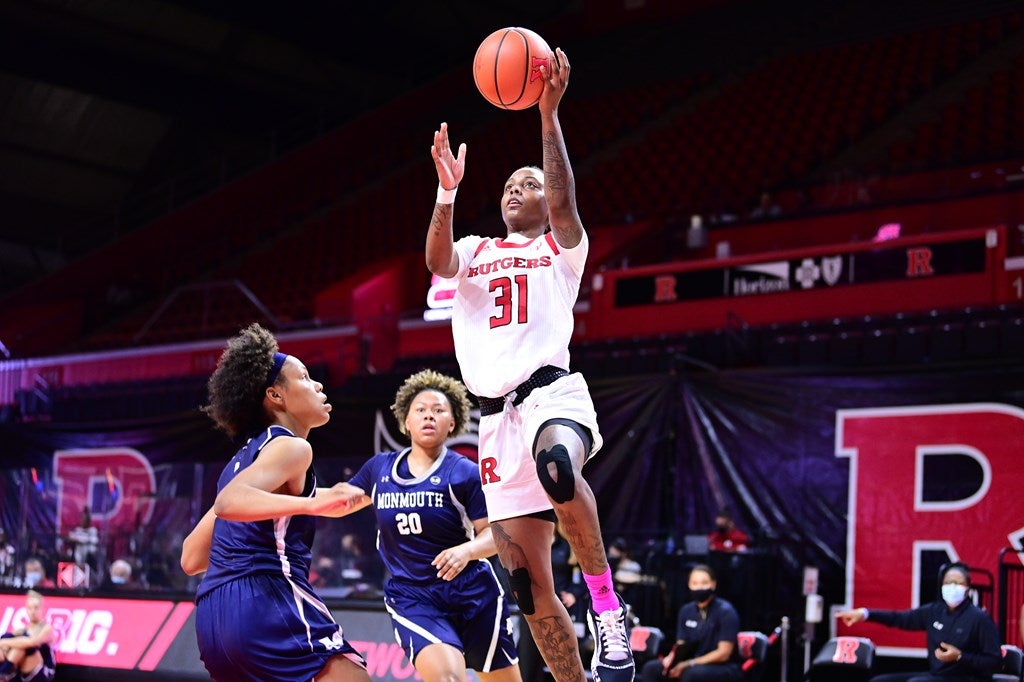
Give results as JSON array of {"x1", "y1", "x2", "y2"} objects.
[
  {"x1": 533, "y1": 418, "x2": 593, "y2": 455},
  {"x1": 536, "y1": 444, "x2": 576, "y2": 503},
  {"x1": 507, "y1": 566, "x2": 535, "y2": 616}
]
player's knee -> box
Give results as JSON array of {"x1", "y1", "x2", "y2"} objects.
[
  {"x1": 536, "y1": 444, "x2": 575, "y2": 504},
  {"x1": 507, "y1": 567, "x2": 535, "y2": 616}
]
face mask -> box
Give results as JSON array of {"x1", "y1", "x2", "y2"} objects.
[
  {"x1": 941, "y1": 583, "x2": 968, "y2": 607},
  {"x1": 24, "y1": 571, "x2": 41, "y2": 586},
  {"x1": 716, "y1": 524, "x2": 729, "y2": 533},
  {"x1": 691, "y1": 588, "x2": 715, "y2": 603},
  {"x1": 111, "y1": 576, "x2": 126, "y2": 585}
]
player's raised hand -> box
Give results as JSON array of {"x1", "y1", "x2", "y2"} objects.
[
  {"x1": 431, "y1": 121, "x2": 466, "y2": 191},
  {"x1": 538, "y1": 48, "x2": 570, "y2": 114}
]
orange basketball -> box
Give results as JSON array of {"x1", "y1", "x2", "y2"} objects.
[{"x1": 473, "y1": 27, "x2": 552, "y2": 110}]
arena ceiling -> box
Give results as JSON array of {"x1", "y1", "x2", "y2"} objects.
[
  {"x1": 0, "y1": 0, "x2": 578, "y2": 295},
  {"x1": 3, "y1": 0, "x2": 1003, "y2": 299}
]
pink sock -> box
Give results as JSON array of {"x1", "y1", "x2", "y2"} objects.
[{"x1": 583, "y1": 568, "x2": 619, "y2": 613}]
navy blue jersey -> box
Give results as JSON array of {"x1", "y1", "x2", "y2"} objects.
[
  {"x1": 197, "y1": 425, "x2": 318, "y2": 598},
  {"x1": 674, "y1": 597, "x2": 742, "y2": 665},
  {"x1": 869, "y1": 599, "x2": 1002, "y2": 676},
  {"x1": 350, "y1": 448, "x2": 488, "y2": 583}
]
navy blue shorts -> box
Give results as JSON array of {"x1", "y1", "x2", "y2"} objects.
[
  {"x1": 196, "y1": 573, "x2": 365, "y2": 682},
  {"x1": 384, "y1": 561, "x2": 518, "y2": 672}
]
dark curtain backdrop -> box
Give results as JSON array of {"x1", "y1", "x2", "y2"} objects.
[{"x1": 2, "y1": 362, "x2": 1022, "y2": 624}]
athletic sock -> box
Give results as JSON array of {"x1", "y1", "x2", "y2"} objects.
[{"x1": 583, "y1": 568, "x2": 619, "y2": 613}]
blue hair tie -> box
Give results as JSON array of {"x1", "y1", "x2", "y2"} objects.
[{"x1": 266, "y1": 352, "x2": 288, "y2": 387}]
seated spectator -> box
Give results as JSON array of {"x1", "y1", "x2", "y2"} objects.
[
  {"x1": 748, "y1": 191, "x2": 781, "y2": 220},
  {"x1": 0, "y1": 529, "x2": 15, "y2": 582},
  {"x1": 837, "y1": 562, "x2": 1001, "y2": 681},
  {"x1": 640, "y1": 564, "x2": 743, "y2": 681},
  {"x1": 0, "y1": 589, "x2": 56, "y2": 682},
  {"x1": 310, "y1": 555, "x2": 341, "y2": 589},
  {"x1": 100, "y1": 559, "x2": 136, "y2": 591},
  {"x1": 707, "y1": 510, "x2": 749, "y2": 553},
  {"x1": 334, "y1": 531, "x2": 383, "y2": 592},
  {"x1": 20, "y1": 559, "x2": 54, "y2": 590},
  {"x1": 609, "y1": 538, "x2": 643, "y2": 588}
]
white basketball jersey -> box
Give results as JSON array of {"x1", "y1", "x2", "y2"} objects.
[{"x1": 451, "y1": 230, "x2": 588, "y2": 398}]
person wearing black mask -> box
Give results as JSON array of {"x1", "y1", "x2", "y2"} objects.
[
  {"x1": 707, "y1": 510, "x2": 748, "y2": 553},
  {"x1": 837, "y1": 562, "x2": 1001, "y2": 681},
  {"x1": 640, "y1": 564, "x2": 742, "y2": 681}
]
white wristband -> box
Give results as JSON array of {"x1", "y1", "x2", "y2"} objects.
[{"x1": 437, "y1": 184, "x2": 458, "y2": 204}]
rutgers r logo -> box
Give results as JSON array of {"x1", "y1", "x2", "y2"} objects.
[
  {"x1": 836, "y1": 403, "x2": 1024, "y2": 653},
  {"x1": 653, "y1": 275, "x2": 678, "y2": 303},
  {"x1": 479, "y1": 457, "x2": 501, "y2": 485},
  {"x1": 906, "y1": 247, "x2": 934, "y2": 276},
  {"x1": 832, "y1": 637, "x2": 862, "y2": 664},
  {"x1": 530, "y1": 57, "x2": 549, "y2": 83}
]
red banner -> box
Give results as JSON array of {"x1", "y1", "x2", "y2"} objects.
[{"x1": 0, "y1": 593, "x2": 191, "y2": 669}]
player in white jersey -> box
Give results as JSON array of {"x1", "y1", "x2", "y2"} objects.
[{"x1": 425, "y1": 46, "x2": 633, "y2": 682}]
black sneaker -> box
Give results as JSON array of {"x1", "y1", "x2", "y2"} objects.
[{"x1": 586, "y1": 593, "x2": 634, "y2": 682}]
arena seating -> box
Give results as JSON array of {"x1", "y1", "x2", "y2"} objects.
[{"x1": 3, "y1": 4, "x2": 1024, "y2": 362}]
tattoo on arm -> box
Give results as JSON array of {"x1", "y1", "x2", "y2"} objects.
[
  {"x1": 431, "y1": 204, "x2": 452, "y2": 235},
  {"x1": 542, "y1": 131, "x2": 571, "y2": 193}
]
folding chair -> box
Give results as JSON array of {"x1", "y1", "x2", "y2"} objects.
[
  {"x1": 629, "y1": 625, "x2": 665, "y2": 669},
  {"x1": 805, "y1": 636, "x2": 875, "y2": 682},
  {"x1": 994, "y1": 644, "x2": 1024, "y2": 682},
  {"x1": 737, "y1": 630, "x2": 769, "y2": 680}
]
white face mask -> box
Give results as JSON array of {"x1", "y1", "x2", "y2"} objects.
[{"x1": 941, "y1": 583, "x2": 968, "y2": 607}]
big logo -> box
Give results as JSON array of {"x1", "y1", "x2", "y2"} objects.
[{"x1": 835, "y1": 403, "x2": 1024, "y2": 655}]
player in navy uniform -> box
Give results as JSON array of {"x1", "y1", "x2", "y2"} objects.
[
  {"x1": 181, "y1": 323, "x2": 370, "y2": 682},
  {"x1": 426, "y1": 47, "x2": 632, "y2": 682},
  {"x1": 335, "y1": 370, "x2": 521, "y2": 682},
  {"x1": 0, "y1": 590, "x2": 55, "y2": 682}
]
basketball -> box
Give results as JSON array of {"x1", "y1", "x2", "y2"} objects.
[{"x1": 473, "y1": 27, "x2": 552, "y2": 110}]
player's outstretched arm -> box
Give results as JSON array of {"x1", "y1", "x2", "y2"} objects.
[
  {"x1": 538, "y1": 48, "x2": 583, "y2": 250},
  {"x1": 213, "y1": 439, "x2": 361, "y2": 520},
  {"x1": 316, "y1": 482, "x2": 372, "y2": 518},
  {"x1": 426, "y1": 122, "x2": 464, "y2": 278}
]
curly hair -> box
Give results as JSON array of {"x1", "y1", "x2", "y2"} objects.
[
  {"x1": 390, "y1": 369, "x2": 472, "y2": 438},
  {"x1": 203, "y1": 323, "x2": 281, "y2": 438}
]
